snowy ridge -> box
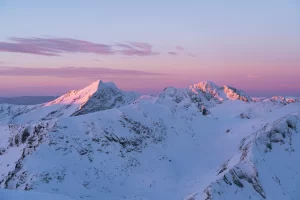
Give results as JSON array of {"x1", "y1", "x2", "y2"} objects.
[
  {"x1": 190, "y1": 81, "x2": 252, "y2": 103},
  {"x1": 252, "y1": 96, "x2": 300, "y2": 104},
  {"x1": 157, "y1": 81, "x2": 252, "y2": 116},
  {"x1": 269, "y1": 96, "x2": 300, "y2": 105},
  {"x1": 0, "y1": 104, "x2": 39, "y2": 123}
]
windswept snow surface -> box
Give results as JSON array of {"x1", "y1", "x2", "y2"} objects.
[
  {"x1": 0, "y1": 189, "x2": 74, "y2": 200},
  {"x1": 0, "y1": 80, "x2": 299, "y2": 200}
]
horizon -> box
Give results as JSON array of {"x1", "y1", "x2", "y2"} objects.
[
  {"x1": 1, "y1": 79, "x2": 299, "y2": 98},
  {"x1": 1, "y1": 1, "x2": 299, "y2": 97}
]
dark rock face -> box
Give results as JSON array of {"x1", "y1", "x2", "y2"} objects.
[
  {"x1": 72, "y1": 88, "x2": 126, "y2": 116},
  {"x1": 240, "y1": 113, "x2": 250, "y2": 119},
  {"x1": 21, "y1": 129, "x2": 30, "y2": 144}
]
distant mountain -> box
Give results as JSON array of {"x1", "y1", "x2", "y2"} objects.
[
  {"x1": 0, "y1": 80, "x2": 299, "y2": 200},
  {"x1": 46, "y1": 80, "x2": 140, "y2": 116},
  {"x1": 0, "y1": 80, "x2": 140, "y2": 123},
  {"x1": 0, "y1": 96, "x2": 57, "y2": 105}
]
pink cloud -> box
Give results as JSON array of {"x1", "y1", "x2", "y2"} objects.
[
  {"x1": 0, "y1": 37, "x2": 159, "y2": 57},
  {"x1": 168, "y1": 52, "x2": 178, "y2": 56},
  {"x1": 0, "y1": 66, "x2": 164, "y2": 78},
  {"x1": 176, "y1": 46, "x2": 184, "y2": 51},
  {"x1": 115, "y1": 42, "x2": 159, "y2": 56}
]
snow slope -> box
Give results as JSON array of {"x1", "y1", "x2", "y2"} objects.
[
  {"x1": 0, "y1": 188, "x2": 74, "y2": 200},
  {"x1": 0, "y1": 80, "x2": 299, "y2": 200},
  {"x1": 185, "y1": 113, "x2": 300, "y2": 200}
]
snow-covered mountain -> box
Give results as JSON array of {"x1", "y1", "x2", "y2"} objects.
[
  {"x1": 0, "y1": 80, "x2": 140, "y2": 123},
  {"x1": 189, "y1": 81, "x2": 252, "y2": 103},
  {"x1": 0, "y1": 80, "x2": 299, "y2": 200},
  {"x1": 46, "y1": 80, "x2": 140, "y2": 117}
]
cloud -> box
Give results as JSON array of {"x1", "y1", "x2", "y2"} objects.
[
  {"x1": 115, "y1": 42, "x2": 159, "y2": 56},
  {"x1": 176, "y1": 46, "x2": 184, "y2": 51},
  {"x1": 0, "y1": 67, "x2": 164, "y2": 78},
  {"x1": 0, "y1": 37, "x2": 159, "y2": 57},
  {"x1": 168, "y1": 52, "x2": 178, "y2": 56}
]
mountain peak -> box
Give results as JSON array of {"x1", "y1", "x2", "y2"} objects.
[
  {"x1": 190, "y1": 81, "x2": 220, "y2": 92},
  {"x1": 47, "y1": 80, "x2": 120, "y2": 105},
  {"x1": 44, "y1": 80, "x2": 139, "y2": 117},
  {"x1": 83, "y1": 80, "x2": 118, "y2": 93},
  {"x1": 189, "y1": 80, "x2": 252, "y2": 102},
  {"x1": 197, "y1": 80, "x2": 220, "y2": 88}
]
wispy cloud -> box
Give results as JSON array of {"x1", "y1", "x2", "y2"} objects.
[
  {"x1": 115, "y1": 42, "x2": 159, "y2": 56},
  {"x1": 168, "y1": 52, "x2": 178, "y2": 56},
  {"x1": 0, "y1": 67, "x2": 164, "y2": 78},
  {"x1": 176, "y1": 46, "x2": 184, "y2": 51},
  {"x1": 0, "y1": 37, "x2": 159, "y2": 57}
]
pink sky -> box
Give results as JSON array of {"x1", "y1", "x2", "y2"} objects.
[
  {"x1": 0, "y1": 1, "x2": 299, "y2": 97},
  {"x1": 0, "y1": 54, "x2": 299, "y2": 97},
  {"x1": 0, "y1": 43, "x2": 299, "y2": 97}
]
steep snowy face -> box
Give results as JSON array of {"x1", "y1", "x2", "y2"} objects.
[
  {"x1": 222, "y1": 86, "x2": 252, "y2": 102},
  {"x1": 156, "y1": 81, "x2": 252, "y2": 116},
  {"x1": 190, "y1": 81, "x2": 220, "y2": 98},
  {"x1": 46, "y1": 80, "x2": 140, "y2": 116},
  {"x1": 45, "y1": 80, "x2": 106, "y2": 106},
  {"x1": 189, "y1": 81, "x2": 223, "y2": 104},
  {"x1": 285, "y1": 97, "x2": 300, "y2": 103},
  {"x1": 269, "y1": 96, "x2": 300, "y2": 105},
  {"x1": 46, "y1": 80, "x2": 120, "y2": 106},
  {"x1": 190, "y1": 81, "x2": 252, "y2": 103},
  {"x1": 157, "y1": 86, "x2": 210, "y2": 115},
  {"x1": 253, "y1": 96, "x2": 300, "y2": 105},
  {"x1": 187, "y1": 113, "x2": 300, "y2": 200},
  {"x1": 71, "y1": 81, "x2": 139, "y2": 116},
  {"x1": 157, "y1": 87, "x2": 191, "y2": 106}
]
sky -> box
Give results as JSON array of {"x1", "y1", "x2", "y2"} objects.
[{"x1": 0, "y1": 0, "x2": 299, "y2": 97}]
